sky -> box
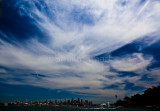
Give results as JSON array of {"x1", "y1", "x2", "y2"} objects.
[{"x1": 0, "y1": 0, "x2": 160, "y2": 103}]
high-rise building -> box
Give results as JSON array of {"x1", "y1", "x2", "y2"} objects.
[
  {"x1": 85, "y1": 100, "x2": 88, "y2": 104},
  {"x1": 71, "y1": 98, "x2": 74, "y2": 104},
  {"x1": 81, "y1": 99, "x2": 84, "y2": 104},
  {"x1": 55, "y1": 99, "x2": 58, "y2": 104},
  {"x1": 67, "y1": 99, "x2": 70, "y2": 104},
  {"x1": 77, "y1": 98, "x2": 80, "y2": 103}
]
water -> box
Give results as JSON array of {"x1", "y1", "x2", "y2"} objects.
[{"x1": 0, "y1": 106, "x2": 159, "y2": 111}]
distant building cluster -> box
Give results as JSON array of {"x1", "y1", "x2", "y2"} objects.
[{"x1": 0, "y1": 98, "x2": 93, "y2": 106}]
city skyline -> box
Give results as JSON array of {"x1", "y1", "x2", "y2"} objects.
[
  {"x1": 0, "y1": 97, "x2": 94, "y2": 106},
  {"x1": 0, "y1": 0, "x2": 160, "y2": 103}
]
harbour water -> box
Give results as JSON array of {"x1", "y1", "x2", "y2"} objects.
[{"x1": 0, "y1": 106, "x2": 159, "y2": 111}]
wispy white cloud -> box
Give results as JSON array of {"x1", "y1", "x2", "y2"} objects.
[
  {"x1": 110, "y1": 53, "x2": 152, "y2": 71},
  {"x1": 0, "y1": 0, "x2": 160, "y2": 102}
]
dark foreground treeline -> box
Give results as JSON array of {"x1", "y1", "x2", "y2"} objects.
[{"x1": 115, "y1": 85, "x2": 160, "y2": 107}]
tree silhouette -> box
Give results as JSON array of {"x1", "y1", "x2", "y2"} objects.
[{"x1": 115, "y1": 84, "x2": 160, "y2": 108}]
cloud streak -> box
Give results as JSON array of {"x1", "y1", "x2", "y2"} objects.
[{"x1": 0, "y1": 0, "x2": 160, "y2": 102}]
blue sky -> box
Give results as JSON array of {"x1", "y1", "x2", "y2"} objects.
[{"x1": 0, "y1": 0, "x2": 160, "y2": 103}]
